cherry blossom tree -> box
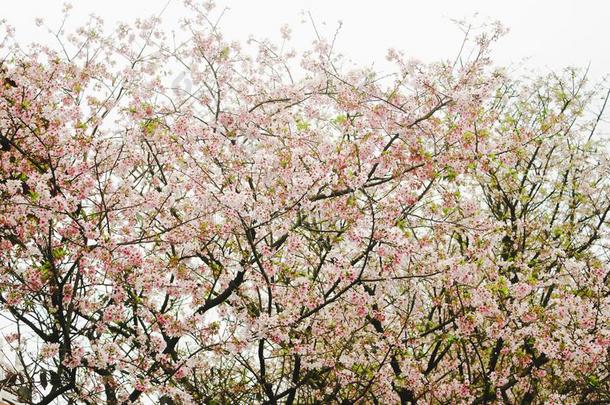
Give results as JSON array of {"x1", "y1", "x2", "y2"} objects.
[{"x1": 0, "y1": 3, "x2": 609, "y2": 404}]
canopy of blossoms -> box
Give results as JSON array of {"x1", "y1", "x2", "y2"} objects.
[{"x1": 0, "y1": 3, "x2": 609, "y2": 404}]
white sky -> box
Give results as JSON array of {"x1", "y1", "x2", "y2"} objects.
[{"x1": 5, "y1": 0, "x2": 610, "y2": 84}]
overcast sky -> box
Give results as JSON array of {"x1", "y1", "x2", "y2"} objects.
[{"x1": 6, "y1": 1, "x2": 610, "y2": 83}]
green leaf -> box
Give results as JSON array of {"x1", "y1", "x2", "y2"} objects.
[
  {"x1": 446, "y1": 334, "x2": 459, "y2": 344},
  {"x1": 587, "y1": 375, "x2": 600, "y2": 388},
  {"x1": 219, "y1": 46, "x2": 230, "y2": 60},
  {"x1": 443, "y1": 165, "x2": 457, "y2": 182},
  {"x1": 333, "y1": 114, "x2": 347, "y2": 125},
  {"x1": 28, "y1": 190, "x2": 40, "y2": 202},
  {"x1": 52, "y1": 247, "x2": 66, "y2": 260},
  {"x1": 296, "y1": 120, "x2": 310, "y2": 131}
]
